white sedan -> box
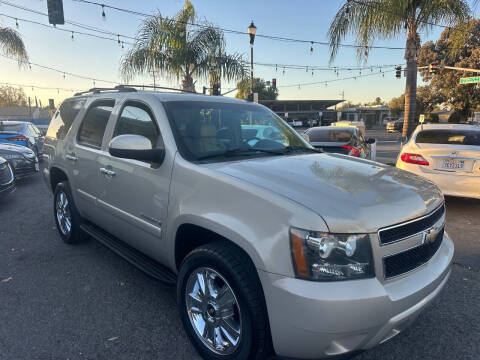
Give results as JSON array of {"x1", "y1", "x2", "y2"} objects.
[{"x1": 396, "y1": 123, "x2": 480, "y2": 199}]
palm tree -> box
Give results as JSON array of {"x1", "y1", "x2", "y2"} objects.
[
  {"x1": 0, "y1": 26, "x2": 28, "y2": 64},
  {"x1": 120, "y1": 0, "x2": 245, "y2": 92},
  {"x1": 328, "y1": 0, "x2": 470, "y2": 137}
]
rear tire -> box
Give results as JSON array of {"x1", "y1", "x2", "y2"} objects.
[
  {"x1": 53, "y1": 181, "x2": 86, "y2": 244},
  {"x1": 177, "y1": 242, "x2": 272, "y2": 360}
]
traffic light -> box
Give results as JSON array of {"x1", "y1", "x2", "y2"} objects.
[
  {"x1": 395, "y1": 66, "x2": 402, "y2": 79},
  {"x1": 47, "y1": 0, "x2": 65, "y2": 25},
  {"x1": 272, "y1": 78, "x2": 277, "y2": 89},
  {"x1": 429, "y1": 63, "x2": 438, "y2": 75}
]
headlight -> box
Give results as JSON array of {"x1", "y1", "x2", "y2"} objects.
[
  {"x1": 290, "y1": 228, "x2": 375, "y2": 281},
  {"x1": 23, "y1": 152, "x2": 35, "y2": 159}
]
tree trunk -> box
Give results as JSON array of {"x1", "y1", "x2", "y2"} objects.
[
  {"x1": 402, "y1": 32, "x2": 420, "y2": 138},
  {"x1": 181, "y1": 73, "x2": 196, "y2": 92}
]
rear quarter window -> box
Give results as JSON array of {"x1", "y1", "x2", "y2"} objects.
[
  {"x1": 307, "y1": 129, "x2": 353, "y2": 142},
  {"x1": 46, "y1": 98, "x2": 86, "y2": 140},
  {"x1": 416, "y1": 129, "x2": 480, "y2": 146},
  {"x1": 77, "y1": 100, "x2": 115, "y2": 149}
]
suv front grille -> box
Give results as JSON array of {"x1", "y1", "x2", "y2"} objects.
[
  {"x1": 379, "y1": 205, "x2": 445, "y2": 245},
  {"x1": 0, "y1": 163, "x2": 13, "y2": 185},
  {"x1": 384, "y1": 228, "x2": 444, "y2": 279}
]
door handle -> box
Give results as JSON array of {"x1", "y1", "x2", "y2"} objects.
[
  {"x1": 66, "y1": 154, "x2": 78, "y2": 161},
  {"x1": 100, "y1": 167, "x2": 116, "y2": 176}
]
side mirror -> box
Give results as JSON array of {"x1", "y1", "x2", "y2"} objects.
[
  {"x1": 109, "y1": 134, "x2": 165, "y2": 164},
  {"x1": 366, "y1": 138, "x2": 376, "y2": 144}
]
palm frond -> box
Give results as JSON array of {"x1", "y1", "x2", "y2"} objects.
[{"x1": 0, "y1": 27, "x2": 28, "y2": 65}]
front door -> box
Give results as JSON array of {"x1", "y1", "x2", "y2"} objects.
[{"x1": 98, "y1": 100, "x2": 173, "y2": 258}]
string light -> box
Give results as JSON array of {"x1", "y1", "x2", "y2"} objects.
[
  {"x1": 121, "y1": 41, "x2": 124, "y2": 49},
  {"x1": 117, "y1": 35, "x2": 121, "y2": 45},
  {"x1": 283, "y1": 67, "x2": 285, "y2": 75},
  {"x1": 101, "y1": 4, "x2": 106, "y2": 19},
  {"x1": 15, "y1": 18, "x2": 18, "y2": 28},
  {"x1": 63, "y1": 72, "x2": 66, "y2": 79},
  {"x1": 306, "y1": 66, "x2": 308, "y2": 73},
  {"x1": 275, "y1": 64, "x2": 278, "y2": 72},
  {"x1": 310, "y1": 41, "x2": 314, "y2": 54},
  {"x1": 71, "y1": 31, "x2": 74, "y2": 40}
]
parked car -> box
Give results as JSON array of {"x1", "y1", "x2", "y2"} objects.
[
  {"x1": 304, "y1": 126, "x2": 376, "y2": 160},
  {"x1": 0, "y1": 156, "x2": 15, "y2": 197},
  {"x1": 386, "y1": 118, "x2": 403, "y2": 132},
  {"x1": 396, "y1": 123, "x2": 480, "y2": 199},
  {"x1": 43, "y1": 88, "x2": 452, "y2": 360},
  {"x1": 0, "y1": 143, "x2": 39, "y2": 179},
  {"x1": 0, "y1": 120, "x2": 45, "y2": 156}
]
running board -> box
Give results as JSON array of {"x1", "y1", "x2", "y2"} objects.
[{"x1": 80, "y1": 223, "x2": 177, "y2": 285}]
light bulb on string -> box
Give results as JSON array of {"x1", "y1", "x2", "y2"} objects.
[
  {"x1": 63, "y1": 72, "x2": 66, "y2": 79},
  {"x1": 298, "y1": 84, "x2": 301, "y2": 90},
  {"x1": 275, "y1": 64, "x2": 278, "y2": 72},
  {"x1": 71, "y1": 32, "x2": 74, "y2": 41},
  {"x1": 283, "y1": 67, "x2": 285, "y2": 75},
  {"x1": 15, "y1": 18, "x2": 19, "y2": 28},
  {"x1": 101, "y1": 5, "x2": 106, "y2": 20},
  {"x1": 310, "y1": 41, "x2": 314, "y2": 54},
  {"x1": 117, "y1": 35, "x2": 121, "y2": 46},
  {"x1": 121, "y1": 41, "x2": 124, "y2": 49},
  {"x1": 306, "y1": 66, "x2": 308, "y2": 73}
]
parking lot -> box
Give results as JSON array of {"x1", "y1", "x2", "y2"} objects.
[{"x1": 1, "y1": 155, "x2": 479, "y2": 360}]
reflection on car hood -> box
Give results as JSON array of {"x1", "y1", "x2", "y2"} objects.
[{"x1": 206, "y1": 153, "x2": 443, "y2": 233}]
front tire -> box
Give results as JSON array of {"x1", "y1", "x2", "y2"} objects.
[
  {"x1": 178, "y1": 242, "x2": 271, "y2": 360},
  {"x1": 53, "y1": 181, "x2": 86, "y2": 244}
]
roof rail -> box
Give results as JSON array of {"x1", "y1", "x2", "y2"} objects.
[
  {"x1": 125, "y1": 84, "x2": 197, "y2": 94},
  {"x1": 74, "y1": 85, "x2": 137, "y2": 96},
  {"x1": 74, "y1": 84, "x2": 198, "y2": 96}
]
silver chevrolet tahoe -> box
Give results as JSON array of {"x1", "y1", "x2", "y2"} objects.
[{"x1": 43, "y1": 87, "x2": 453, "y2": 360}]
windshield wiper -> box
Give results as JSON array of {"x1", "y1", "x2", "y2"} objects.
[
  {"x1": 197, "y1": 147, "x2": 285, "y2": 161},
  {"x1": 282, "y1": 146, "x2": 323, "y2": 154}
]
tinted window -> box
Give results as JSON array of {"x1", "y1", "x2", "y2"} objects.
[
  {"x1": 416, "y1": 129, "x2": 480, "y2": 146},
  {"x1": 46, "y1": 99, "x2": 86, "y2": 140},
  {"x1": 0, "y1": 123, "x2": 25, "y2": 133},
  {"x1": 113, "y1": 103, "x2": 160, "y2": 147},
  {"x1": 77, "y1": 100, "x2": 114, "y2": 149},
  {"x1": 307, "y1": 128, "x2": 353, "y2": 142},
  {"x1": 163, "y1": 101, "x2": 309, "y2": 161}
]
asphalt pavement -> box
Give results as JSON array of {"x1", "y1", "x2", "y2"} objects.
[{"x1": 0, "y1": 170, "x2": 479, "y2": 360}]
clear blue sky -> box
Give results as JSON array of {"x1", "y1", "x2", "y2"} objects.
[{"x1": 0, "y1": 0, "x2": 477, "y2": 107}]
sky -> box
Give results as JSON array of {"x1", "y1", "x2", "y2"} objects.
[{"x1": 0, "y1": 0, "x2": 477, "y2": 108}]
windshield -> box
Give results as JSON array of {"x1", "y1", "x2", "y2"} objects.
[
  {"x1": 163, "y1": 101, "x2": 312, "y2": 161},
  {"x1": 307, "y1": 128, "x2": 353, "y2": 143},
  {"x1": 416, "y1": 129, "x2": 480, "y2": 146}
]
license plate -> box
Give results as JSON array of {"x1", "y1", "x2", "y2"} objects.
[
  {"x1": 442, "y1": 159, "x2": 464, "y2": 170},
  {"x1": 35, "y1": 163, "x2": 39, "y2": 171}
]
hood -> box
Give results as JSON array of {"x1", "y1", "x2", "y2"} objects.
[
  {"x1": 205, "y1": 153, "x2": 443, "y2": 233},
  {"x1": 0, "y1": 143, "x2": 34, "y2": 156}
]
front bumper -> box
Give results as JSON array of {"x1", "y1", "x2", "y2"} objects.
[
  {"x1": 11, "y1": 158, "x2": 39, "y2": 178},
  {"x1": 0, "y1": 182, "x2": 16, "y2": 197},
  {"x1": 259, "y1": 233, "x2": 453, "y2": 359}
]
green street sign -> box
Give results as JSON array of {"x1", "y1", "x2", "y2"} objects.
[{"x1": 460, "y1": 76, "x2": 480, "y2": 84}]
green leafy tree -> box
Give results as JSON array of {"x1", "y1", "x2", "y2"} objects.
[
  {"x1": 0, "y1": 26, "x2": 28, "y2": 64},
  {"x1": 328, "y1": 0, "x2": 470, "y2": 137},
  {"x1": 388, "y1": 86, "x2": 443, "y2": 117},
  {"x1": 0, "y1": 85, "x2": 27, "y2": 107},
  {"x1": 235, "y1": 78, "x2": 278, "y2": 100},
  {"x1": 120, "y1": 1, "x2": 245, "y2": 92},
  {"x1": 418, "y1": 19, "x2": 480, "y2": 121}
]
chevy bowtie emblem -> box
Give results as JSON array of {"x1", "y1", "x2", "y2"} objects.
[{"x1": 421, "y1": 228, "x2": 437, "y2": 245}]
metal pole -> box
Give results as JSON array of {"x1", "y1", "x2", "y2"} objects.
[{"x1": 250, "y1": 45, "x2": 254, "y2": 94}]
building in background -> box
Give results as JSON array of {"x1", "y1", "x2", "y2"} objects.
[
  {"x1": 260, "y1": 99, "x2": 343, "y2": 127},
  {"x1": 340, "y1": 105, "x2": 390, "y2": 129}
]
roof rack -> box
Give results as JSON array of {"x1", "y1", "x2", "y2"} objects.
[
  {"x1": 74, "y1": 84, "x2": 198, "y2": 96},
  {"x1": 74, "y1": 85, "x2": 137, "y2": 96}
]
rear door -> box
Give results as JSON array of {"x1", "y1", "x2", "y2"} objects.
[
  {"x1": 67, "y1": 99, "x2": 116, "y2": 222},
  {"x1": 97, "y1": 99, "x2": 173, "y2": 256},
  {"x1": 414, "y1": 128, "x2": 480, "y2": 176}
]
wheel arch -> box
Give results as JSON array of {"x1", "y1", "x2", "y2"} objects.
[
  {"x1": 49, "y1": 166, "x2": 69, "y2": 192},
  {"x1": 172, "y1": 216, "x2": 265, "y2": 273}
]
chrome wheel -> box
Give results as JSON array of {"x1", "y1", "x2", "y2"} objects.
[
  {"x1": 185, "y1": 267, "x2": 242, "y2": 355},
  {"x1": 55, "y1": 191, "x2": 71, "y2": 236}
]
